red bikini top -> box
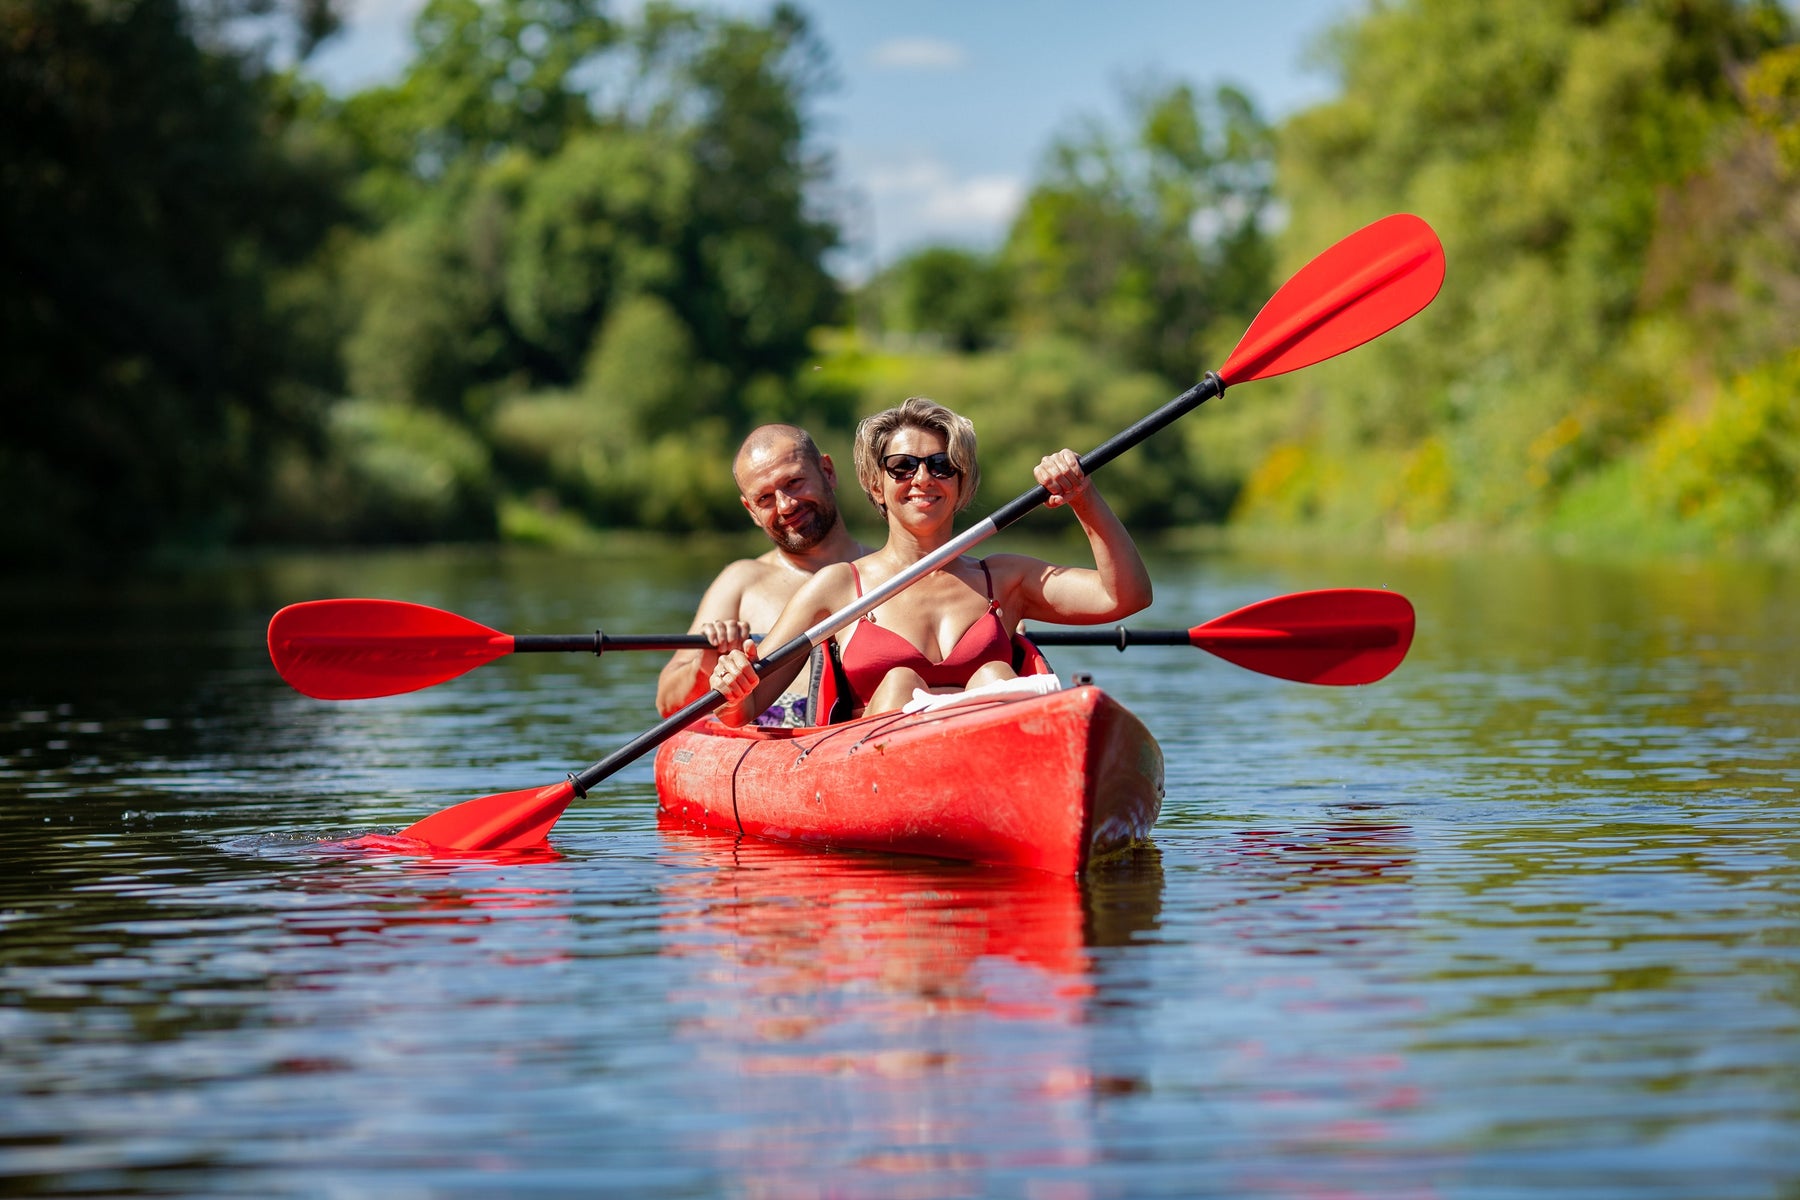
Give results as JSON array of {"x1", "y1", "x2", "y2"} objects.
[{"x1": 840, "y1": 559, "x2": 1013, "y2": 705}]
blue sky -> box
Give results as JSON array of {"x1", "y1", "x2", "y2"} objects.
[{"x1": 305, "y1": 0, "x2": 1360, "y2": 269}]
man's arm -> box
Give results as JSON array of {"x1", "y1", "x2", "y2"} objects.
[
  {"x1": 655, "y1": 563, "x2": 755, "y2": 716},
  {"x1": 713, "y1": 565, "x2": 846, "y2": 728}
]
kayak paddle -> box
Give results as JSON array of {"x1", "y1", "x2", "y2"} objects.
[
  {"x1": 267, "y1": 598, "x2": 731, "y2": 701},
  {"x1": 1030, "y1": 588, "x2": 1415, "y2": 686},
  {"x1": 395, "y1": 212, "x2": 1446, "y2": 851},
  {"x1": 271, "y1": 587, "x2": 1413, "y2": 701}
]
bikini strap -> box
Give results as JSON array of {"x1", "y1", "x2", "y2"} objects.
[
  {"x1": 979, "y1": 559, "x2": 997, "y2": 609},
  {"x1": 849, "y1": 560, "x2": 876, "y2": 623}
]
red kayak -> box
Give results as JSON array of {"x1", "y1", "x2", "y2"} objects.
[{"x1": 653, "y1": 682, "x2": 1163, "y2": 875}]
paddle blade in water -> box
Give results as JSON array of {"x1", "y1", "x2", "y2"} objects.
[
  {"x1": 399, "y1": 779, "x2": 578, "y2": 851},
  {"x1": 1190, "y1": 589, "x2": 1416, "y2": 685},
  {"x1": 1220, "y1": 213, "x2": 1444, "y2": 386},
  {"x1": 268, "y1": 598, "x2": 514, "y2": 700}
]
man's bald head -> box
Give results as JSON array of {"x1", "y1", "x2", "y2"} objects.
[
  {"x1": 732, "y1": 424, "x2": 841, "y2": 553},
  {"x1": 732, "y1": 424, "x2": 825, "y2": 493}
]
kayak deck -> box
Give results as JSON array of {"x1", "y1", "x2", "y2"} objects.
[{"x1": 653, "y1": 684, "x2": 1163, "y2": 874}]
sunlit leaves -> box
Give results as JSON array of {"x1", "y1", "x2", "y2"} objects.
[
  {"x1": 1253, "y1": 0, "x2": 1797, "y2": 543},
  {"x1": 1743, "y1": 42, "x2": 1800, "y2": 172}
]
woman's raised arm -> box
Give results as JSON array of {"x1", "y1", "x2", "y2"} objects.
[{"x1": 1006, "y1": 449, "x2": 1152, "y2": 625}]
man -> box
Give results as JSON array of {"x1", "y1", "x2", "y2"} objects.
[{"x1": 655, "y1": 424, "x2": 864, "y2": 725}]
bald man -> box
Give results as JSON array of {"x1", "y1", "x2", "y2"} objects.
[{"x1": 655, "y1": 424, "x2": 865, "y2": 725}]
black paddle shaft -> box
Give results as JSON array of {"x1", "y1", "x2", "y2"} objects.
[
  {"x1": 1028, "y1": 627, "x2": 1194, "y2": 650},
  {"x1": 514, "y1": 632, "x2": 721, "y2": 654}
]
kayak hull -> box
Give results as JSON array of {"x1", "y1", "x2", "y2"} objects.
[{"x1": 653, "y1": 685, "x2": 1163, "y2": 874}]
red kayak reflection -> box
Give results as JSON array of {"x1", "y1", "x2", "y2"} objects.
[
  {"x1": 654, "y1": 815, "x2": 1162, "y2": 1192},
  {"x1": 292, "y1": 832, "x2": 572, "y2": 966},
  {"x1": 317, "y1": 831, "x2": 563, "y2": 865},
  {"x1": 659, "y1": 819, "x2": 1092, "y2": 1009}
]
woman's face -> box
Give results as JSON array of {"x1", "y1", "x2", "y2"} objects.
[{"x1": 877, "y1": 424, "x2": 961, "y2": 527}]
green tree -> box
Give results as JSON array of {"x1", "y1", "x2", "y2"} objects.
[
  {"x1": 264, "y1": 399, "x2": 498, "y2": 543},
  {"x1": 328, "y1": 1, "x2": 837, "y2": 428},
  {"x1": 504, "y1": 130, "x2": 695, "y2": 371},
  {"x1": 875, "y1": 246, "x2": 1013, "y2": 352},
  {"x1": 581, "y1": 294, "x2": 728, "y2": 438},
  {"x1": 341, "y1": 211, "x2": 508, "y2": 411},
  {"x1": 629, "y1": 2, "x2": 840, "y2": 383},
  {"x1": 1744, "y1": 42, "x2": 1800, "y2": 171},
  {"x1": 1003, "y1": 80, "x2": 1275, "y2": 384},
  {"x1": 286, "y1": 0, "x2": 843, "y2": 542},
  {"x1": 1, "y1": 0, "x2": 348, "y2": 565},
  {"x1": 1637, "y1": 40, "x2": 1800, "y2": 375},
  {"x1": 1249, "y1": 0, "x2": 1796, "y2": 537},
  {"x1": 333, "y1": 0, "x2": 614, "y2": 202}
]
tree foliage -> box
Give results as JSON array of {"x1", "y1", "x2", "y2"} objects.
[
  {"x1": 327, "y1": 0, "x2": 840, "y2": 514},
  {"x1": 1231, "y1": 0, "x2": 1799, "y2": 545},
  {"x1": 1003, "y1": 80, "x2": 1276, "y2": 384},
  {"x1": 9, "y1": 0, "x2": 1797, "y2": 564},
  {"x1": 1, "y1": 0, "x2": 348, "y2": 565},
  {"x1": 3, "y1": 0, "x2": 847, "y2": 562},
  {"x1": 873, "y1": 246, "x2": 1014, "y2": 352}
]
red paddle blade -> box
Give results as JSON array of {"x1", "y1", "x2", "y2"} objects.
[
  {"x1": 1221, "y1": 213, "x2": 1444, "y2": 385},
  {"x1": 399, "y1": 779, "x2": 578, "y2": 851},
  {"x1": 1190, "y1": 588, "x2": 1416, "y2": 685},
  {"x1": 268, "y1": 599, "x2": 515, "y2": 700}
]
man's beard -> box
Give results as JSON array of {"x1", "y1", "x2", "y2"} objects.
[{"x1": 767, "y1": 498, "x2": 838, "y2": 552}]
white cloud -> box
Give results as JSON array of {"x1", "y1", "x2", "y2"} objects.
[
  {"x1": 868, "y1": 37, "x2": 968, "y2": 71},
  {"x1": 860, "y1": 157, "x2": 1025, "y2": 257},
  {"x1": 336, "y1": 0, "x2": 423, "y2": 20},
  {"x1": 922, "y1": 175, "x2": 1023, "y2": 227}
]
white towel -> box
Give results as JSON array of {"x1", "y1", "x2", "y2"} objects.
[{"x1": 899, "y1": 674, "x2": 1065, "y2": 715}]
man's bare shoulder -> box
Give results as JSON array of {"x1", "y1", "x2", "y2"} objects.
[
  {"x1": 710, "y1": 544, "x2": 863, "y2": 602},
  {"x1": 741, "y1": 544, "x2": 861, "y2": 579},
  {"x1": 703, "y1": 553, "x2": 800, "y2": 604},
  {"x1": 721, "y1": 552, "x2": 795, "y2": 585},
  {"x1": 702, "y1": 552, "x2": 775, "y2": 579}
]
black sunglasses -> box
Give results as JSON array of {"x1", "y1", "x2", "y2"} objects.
[{"x1": 881, "y1": 451, "x2": 960, "y2": 482}]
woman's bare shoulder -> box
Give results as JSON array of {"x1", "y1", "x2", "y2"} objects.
[
  {"x1": 980, "y1": 552, "x2": 1054, "y2": 583},
  {"x1": 789, "y1": 559, "x2": 858, "y2": 611}
]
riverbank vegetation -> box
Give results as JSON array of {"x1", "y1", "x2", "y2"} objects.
[{"x1": 5, "y1": 0, "x2": 1796, "y2": 568}]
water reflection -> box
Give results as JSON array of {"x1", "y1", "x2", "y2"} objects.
[
  {"x1": 0, "y1": 837, "x2": 595, "y2": 1194},
  {"x1": 1182, "y1": 820, "x2": 1439, "y2": 1197},
  {"x1": 1220, "y1": 820, "x2": 1415, "y2": 890},
  {"x1": 655, "y1": 820, "x2": 1162, "y2": 1195}
]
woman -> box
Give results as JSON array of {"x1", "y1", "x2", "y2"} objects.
[{"x1": 709, "y1": 397, "x2": 1152, "y2": 724}]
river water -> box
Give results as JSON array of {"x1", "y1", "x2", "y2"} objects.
[{"x1": 2, "y1": 542, "x2": 1796, "y2": 1198}]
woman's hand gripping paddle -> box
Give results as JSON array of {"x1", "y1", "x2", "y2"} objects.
[{"x1": 390, "y1": 213, "x2": 1445, "y2": 851}]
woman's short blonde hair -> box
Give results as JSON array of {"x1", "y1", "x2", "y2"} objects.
[{"x1": 852, "y1": 397, "x2": 980, "y2": 514}]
